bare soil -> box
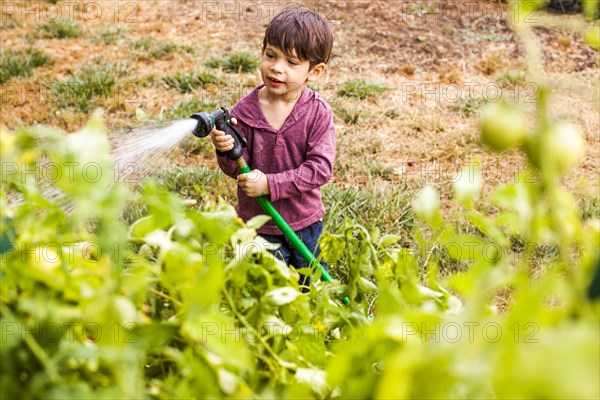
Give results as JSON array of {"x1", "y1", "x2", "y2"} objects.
[{"x1": 1, "y1": 0, "x2": 598, "y2": 199}]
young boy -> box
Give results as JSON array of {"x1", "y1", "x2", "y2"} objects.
[{"x1": 209, "y1": 8, "x2": 335, "y2": 290}]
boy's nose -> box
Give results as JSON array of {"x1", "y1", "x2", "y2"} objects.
[{"x1": 270, "y1": 60, "x2": 285, "y2": 73}]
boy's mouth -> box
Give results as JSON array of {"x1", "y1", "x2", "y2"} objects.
[{"x1": 267, "y1": 76, "x2": 285, "y2": 87}]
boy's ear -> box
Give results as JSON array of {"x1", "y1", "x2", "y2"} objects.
[{"x1": 307, "y1": 63, "x2": 327, "y2": 82}]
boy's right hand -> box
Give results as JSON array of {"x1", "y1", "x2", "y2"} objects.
[{"x1": 209, "y1": 117, "x2": 237, "y2": 153}]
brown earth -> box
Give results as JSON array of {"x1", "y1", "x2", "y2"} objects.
[{"x1": 1, "y1": 0, "x2": 598, "y2": 200}]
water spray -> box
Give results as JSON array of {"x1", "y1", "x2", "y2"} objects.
[{"x1": 190, "y1": 107, "x2": 350, "y2": 305}]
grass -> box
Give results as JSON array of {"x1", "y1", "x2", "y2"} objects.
[
  {"x1": 161, "y1": 97, "x2": 217, "y2": 120},
  {"x1": 0, "y1": 17, "x2": 20, "y2": 30},
  {"x1": 130, "y1": 38, "x2": 192, "y2": 60},
  {"x1": 120, "y1": 165, "x2": 237, "y2": 225},
  {"x1": 337, "y1": 79, "x2": 390, "y2": 100},
  {"x1": 0, "y1": 48, "x2": 52, "y2": 84},
  {"x1": 121, "y1": 201, "x2": 149, "y2": 225},
  {"x1": 365, "y1": 160, "x2": 396, "y2": 181},
  {"x1": 161, "y1": 70, "x2": 221, "y2": 93},
  {"x1": 477, "y1": 52, "x2": 508, "y2": 76},
  {"x1": 333, "y1": 102, "x2": 366, "y2": 125},
  {"x1": 578, "y1": 197, "x2": 599, "y2": 220},
  {"x1": 52, "y1": 64, "x2": 126, "y2": 112},
  {"x1": 154, "y1": 166, "x2": 236, "y2": 203},
  {"x1": 37, "y1": 21, "x2": 83, "y2": 39},
  {"x1": 451, "y1": 96, "x2": 486, "y2": 117},
  {"x1": 92, "y1": 26, "x2": 126, "y2": 45},
  {"x1": 322, "y1": 181, "x2": 414, "y2": 235},
  {"x1": 496, "y1": 69, "x2": 527, "y2": 88},
  {"x1": 205, "y1": 52, "x2": 260, "y2": 73}
]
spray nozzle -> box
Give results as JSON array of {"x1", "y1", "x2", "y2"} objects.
[
  {"x1": 189, "y1": 112, "x2": 214, "y2": 138},
  {"x1": 190, "y1": 107, "x2": 247, "y2": 160}
]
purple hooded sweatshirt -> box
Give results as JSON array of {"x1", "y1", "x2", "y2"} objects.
[{"x1": 216, "y1": 84, "x2": 336, "y2": 235}]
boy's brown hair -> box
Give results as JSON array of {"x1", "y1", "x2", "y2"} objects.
[{"x1": 263, "y1": 8, "x2": 333, "y2": 69}]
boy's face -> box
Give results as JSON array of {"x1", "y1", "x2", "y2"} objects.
[{"x1": 260, "y1": 44, "x2": 325, "y2": 101}]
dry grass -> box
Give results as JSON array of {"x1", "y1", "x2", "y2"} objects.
[{"x1": 1, "y1": 0, "x2": 597, "y2": 199}]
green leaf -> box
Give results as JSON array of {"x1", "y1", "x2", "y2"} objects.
[
  {"x1": 263, "y1": 287, "x2": 300, "y2": 306},
  {"x1": 129, "y1": 215, "x2": 161, "y2": 239},
  {"x1": 466, "y1": 210, "x2": 510, "y2": 248},
  {"x1": 295, "y1": 368, "x2": 328, "y2": 397},
  {"x1": 246, "y1": 215, "x2": 271, "y2": 230},
  {"x1": 379, "y1": 234, "x2": 402, "y2": 247}
]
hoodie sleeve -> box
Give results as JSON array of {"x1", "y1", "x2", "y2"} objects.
[{"x1": 266, "y1": 103, "x2": 336, "y2": 201}]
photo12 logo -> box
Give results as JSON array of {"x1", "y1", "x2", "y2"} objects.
[
  {"x1": 1, "y1": 321, "x2": 139, "y2": 345},
  {"x1": 197, "y1": 1, "x2": 340, "y2": 23},
  {"x1": 1, "y1": 1, "x2": 140, "y2": 24}
]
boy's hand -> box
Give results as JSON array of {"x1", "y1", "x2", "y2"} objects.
[
  {"x1": 238, "y1": 169, "x2": 270, "y2": 198},
  {"x1": 209, "y1": 117, "x2": 237, "y2": 153}
]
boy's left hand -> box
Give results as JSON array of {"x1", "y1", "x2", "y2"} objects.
[{"x1": 238, "y1": 169, "x2": 270, "y2": 197}]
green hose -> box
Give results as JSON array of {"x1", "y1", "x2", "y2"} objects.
[{"x1": 238, "y1": 160, "x2": 349, "y2": 305}]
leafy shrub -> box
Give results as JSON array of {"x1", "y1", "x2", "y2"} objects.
[
  {"x1": 1, "y1": 7, "x2": 599, "y2": 398},
  {"x1": 1, "y1": 77, "x2": 599, "y2": 398},
  {"x1": 0, "y1": 48, "x2": 51, "y2": 83}
]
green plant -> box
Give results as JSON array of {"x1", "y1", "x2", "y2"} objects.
[
  {"x1": 0, "y1": 48, "x2": 52, "y2": 84},
  {"x1": 451, "y1": 96, "x2": 486, "y2": 117},
  {"x1": 130, "y1": 38, "x2": 185, "y2": 60},
  {"x1": 1, "y1": 1, "x2": 599, "y2": 397},
  {"x1": 337, "y1": 79, "x2": 390, "y2": 100},
  {"x1": 333, "y1": 103, "x2": 365, "y2": 125},
  {"x1": 205, "y1": 52, "x2": 260, "y2": 73},
  {"x1": 161, "y1": 97, "x2": 217, "y2": 120},
  {"x1": 52, "y1": 64, "x2": 126, "y2": 113},
  {"x1": 323, "y1": 181, "x2": 414, "y2": 236},
  {"x1": 2, "y1": 69, "x2": 599, "y2": 397},
  {"x1": 37, "y1": 20, "x2": 83, "y2": 39},
  {"x1": 161, "y1": 70, "x2": 220, "y2": 93},
  {"x1": 155, "y1": 165, "x2": 235, "y2": 201},
  {"x1": 479, "y1": 101, "x2": 527, "y2": 151},
  {"x1": 205, "y1": 56, "x2": 224, "y2": 69},
  {"x1": 225, "y1": 52, "x2": 260, "y2": 72},
  {"x1": 496, "y1": 69, "x2": 527, "y2": 87},
  {"x1": 578, "y1": 197, "x2": 600, "y2": 220},
  {"x1": 92, "y1": 26, "x2": 126, "y2": 45},
  {"x1": 0, "y1": 17, "x2": 20, "y2": 30}
]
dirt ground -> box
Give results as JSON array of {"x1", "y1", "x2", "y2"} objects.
[{"x1": 1, "y1": 0, "x2": 598, "y2": 198}]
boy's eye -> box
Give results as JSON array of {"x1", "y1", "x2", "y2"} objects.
[
  {"x1": 288, "y1": 60, "x2": 299, "y2": 65},
  {"x1": 266, "y1": 53, "x2": 275, "y2": 58}
]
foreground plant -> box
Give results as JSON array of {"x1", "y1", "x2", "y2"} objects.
[{"x1": 1, "y1": 1, "x2": 599, "y2": 398}]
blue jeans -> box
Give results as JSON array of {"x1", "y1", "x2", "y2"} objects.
[{"x1": 259, "y1": 220, "x2": 328, "y2": 291}]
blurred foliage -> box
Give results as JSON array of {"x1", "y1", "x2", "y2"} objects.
[
  {"x1": 1, "y1": 1, "x2": 599, "y2": 398},
  {"x1": 547, "y1": 0, "x2": 584, "y2": 13}
]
